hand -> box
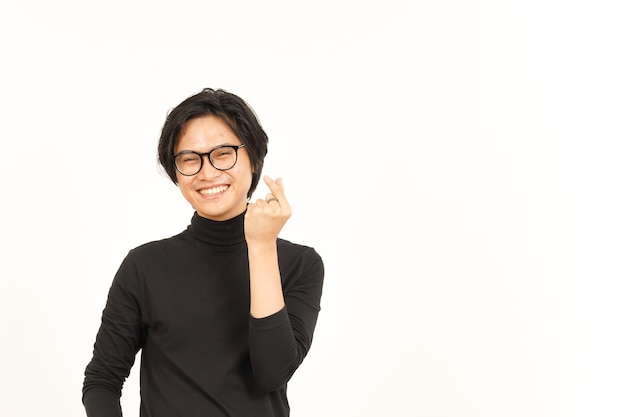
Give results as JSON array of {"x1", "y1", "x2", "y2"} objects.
[{"x1": 245, "y1": 176, "x2": 292, "y2": 245}]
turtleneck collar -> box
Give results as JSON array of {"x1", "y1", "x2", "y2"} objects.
[{"x1": 186, "y1": 210, "x2": 246, "y2": 246}]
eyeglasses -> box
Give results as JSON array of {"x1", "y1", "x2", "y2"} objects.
[{"x1": 173, "y1": 144, "x2": 246, "y2": 176}]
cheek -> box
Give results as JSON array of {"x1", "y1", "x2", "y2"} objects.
[
  {"x1": 245, "y1": 165, "x2": 254, "y2": 184},
  {"x1": 234, "y1": 168, "x2": 253, "y2": 186},
  {"x1": 237, "y1": 157, "x2": 254, "y2": 179},
  {"x1": 175, "y1": 174, "x2": 193, "y2": 190}
]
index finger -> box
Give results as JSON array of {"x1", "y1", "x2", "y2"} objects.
[{"x1": 263, "y1": 176, "x2": 290, "y2": 207}]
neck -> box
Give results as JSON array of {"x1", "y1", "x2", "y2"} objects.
[{"x1": 186, "y1": 210, "x2": 246, "y2": 246}]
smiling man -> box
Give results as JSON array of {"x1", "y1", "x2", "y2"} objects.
[{"x1": 82, "y1": 88, "x2": 325, "y2": 417}]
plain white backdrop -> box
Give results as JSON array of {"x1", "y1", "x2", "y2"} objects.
[{"x1": 1, "y1": 1, "x2": 624, "y2": 416}]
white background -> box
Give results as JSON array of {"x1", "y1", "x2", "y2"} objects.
[{"x1": 1, "y1": 1, "x2": 625, "y2": 416}]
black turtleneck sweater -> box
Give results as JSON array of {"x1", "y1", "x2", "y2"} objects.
[{"x1": 83, "y1": 211, "x2": 324, "y2": 417}]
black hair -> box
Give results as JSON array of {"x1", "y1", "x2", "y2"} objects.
[{"x1": 157, "y1": 88, "x2": 268, "y2": 198}]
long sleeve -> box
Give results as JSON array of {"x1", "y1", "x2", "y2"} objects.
[
  {"x1": 83, "y1": 252, "x2": 145, "y2": 417},
  {"x1": 248, "y1": 244, "x2": 324, "y2": 391}
]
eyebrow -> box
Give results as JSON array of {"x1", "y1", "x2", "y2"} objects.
[{"x1": 176, "y1": 142, "x2": 241, "y2": 153}]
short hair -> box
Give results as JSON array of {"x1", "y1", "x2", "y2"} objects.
[{"x1": 157, "y1": 88, "x2": 268, "y2": 198}]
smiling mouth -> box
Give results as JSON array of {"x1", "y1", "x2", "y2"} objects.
[{"x1": 199, "y1": 185, "x2": 228, "y2": 196}]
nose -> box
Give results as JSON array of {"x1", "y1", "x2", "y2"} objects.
[{"x1": 196, "y1": 154, "x2": 220, "y2": 178}]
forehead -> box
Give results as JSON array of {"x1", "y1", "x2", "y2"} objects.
[{"x1": 175, "y1": 115, "x2": 241, "y2": 152}]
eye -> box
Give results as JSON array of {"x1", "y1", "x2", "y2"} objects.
[
  {"x1": 213, "y1": 148, "x2": 235, "y2": 158},
  {"x1": 176, "y1": 153, "x2": 201, "y2": 164}
]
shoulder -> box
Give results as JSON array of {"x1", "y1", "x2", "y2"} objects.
[
  {"x1": 124, "y1": 231, "x2": 188, "y2": 263},
  {"x1": 112, "y1": 232, "x2": 189, "y2": 286},
  {"x1": 276, "y1": 238, "x2": 324, "y2": 280},
  {"x1": 277, "y1": 238, "x2": 323, "y2": 263}
]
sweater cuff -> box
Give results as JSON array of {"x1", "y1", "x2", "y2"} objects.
[
  {"x1": 249, "y1": 306, "x2": 289, "y2": 330},
  {"x1": 83, "y1": 387, "x2": 122, "y2": 417}
]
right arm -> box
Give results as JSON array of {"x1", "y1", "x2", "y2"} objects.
[{"x1": 83, "y1": 253, "x2": 145, "y2": 417}]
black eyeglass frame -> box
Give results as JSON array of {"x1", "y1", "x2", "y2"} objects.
[{"x1": 172, "y1": 144, "x2": 246, "y2": 176}]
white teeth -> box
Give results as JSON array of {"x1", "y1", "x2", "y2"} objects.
[{"x1": 199, "y1": 186, "x2": 228, "y2": 195}]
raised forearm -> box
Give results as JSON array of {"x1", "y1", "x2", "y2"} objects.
[{"x1": 248, "y1": 241, "x2": 285, "y2": 318}]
